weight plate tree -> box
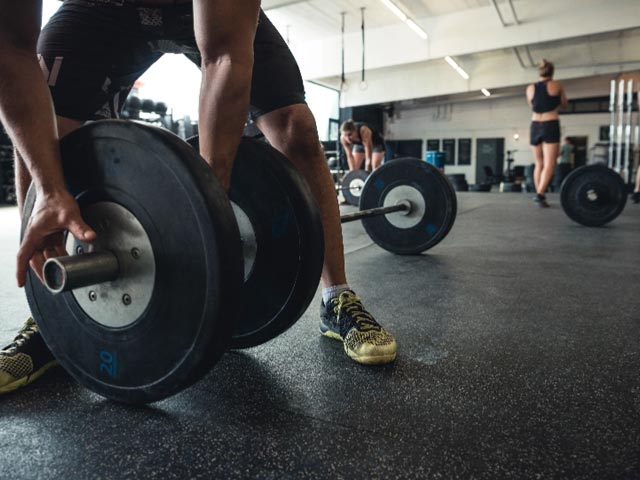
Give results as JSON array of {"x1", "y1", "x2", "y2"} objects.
[
  {"x1": 356, "y1": 159, "x2": 457, "y2": 254},
  {"x1": 560, "y1": 164, "x2": 627, "y2": 227},
  {"x1": 187, "y1": 136, "x2": 324, "y2": 349},
  {"x1": 22, "y1": 120, "x2": 244, "y2": 404}
]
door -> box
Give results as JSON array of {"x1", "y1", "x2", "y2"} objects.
[
  {"x1": 567, "y1": 136, "x2": 588, "y2": 168},
  {"x1": 475, "y1": 138, "x2": 505, "y2": 183}
]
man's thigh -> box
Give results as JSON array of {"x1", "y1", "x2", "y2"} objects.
[
  {"x1": 248, "y1": 12, "x2": 307, "y2": 119},
  {"x1": 38, "y1": 0, "x2": 162, "y2": 120}
]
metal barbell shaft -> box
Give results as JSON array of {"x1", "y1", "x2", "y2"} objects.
[
  {"x1": 43, "y1": 251, "x2": 120, "y2": 294},
  {"x1": 341, "y1": 202, "x2": 410, "y2": 224}
]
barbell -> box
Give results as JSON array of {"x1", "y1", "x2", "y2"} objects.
[
  {"x1": 188, "y1": 137, "x2": 457, "y2": 255},
  {"x1": 24, "y1": 121, "x2": 456, "y2": 404}
]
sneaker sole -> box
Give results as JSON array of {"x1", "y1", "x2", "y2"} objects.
[
  {"x1": 0, "y1": 360, "x2": 59, "y2": 394},
  {"x1": 320, "y1": 329, "x2": 342, "y2": 341},
  {"x1": 322, "y1": 329, "x2": 397, "y2": 364},
  {"x1": 345, "y1": 347, "x2": 396, "y2": 365}
]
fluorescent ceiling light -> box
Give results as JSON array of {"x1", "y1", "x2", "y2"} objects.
[
  {"x1": 481, "y1": 88, "x2": 491, "y2": 96},
  {"x1": 381, "y1": 0, "x2": 407, "y2": 22},
  {"x1": 380, "y1": 0, "x2": 428, "y2": 40},
  {"x1": 405, "y1": 19, "x2": 428, "y2": 40},
  {"x1": 444, "y1": 56, "x2": 469, "y2": 80}
]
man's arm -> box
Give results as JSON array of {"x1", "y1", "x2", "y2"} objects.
[
  {"x1": 0, "y1": 1, "x2": 64, "y2": 198},
  {"x1": 193, "y1": 0, "x2": 260, "y2": 192},
  {"x1": 0, "y1": 0, "x2": 96, "y2": 287}
]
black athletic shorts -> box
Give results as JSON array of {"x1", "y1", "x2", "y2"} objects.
[
  {"x1": 352, "y1": 144, "x2": 385, "y2": 154},
  {"x1": 37, "y1": 1, "x2": 306, "y2": 121},
  {"x1": 530, "y1": 120, "x2": 560, "y2": 145}
]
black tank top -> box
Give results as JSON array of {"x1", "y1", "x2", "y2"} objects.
[
  {"x1": 353, "y1": 123, "x2": 384, "y2": 146},
  {"x1": 531, "y1": 80, "x2": 561, "y2": 113}
]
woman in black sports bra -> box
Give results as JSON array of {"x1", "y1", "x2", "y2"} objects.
[
  {"x1": 340, "y1": 119, "x2": 386, "y2": 172},
  {"x1": 526, "y1": 59, "x2": 568, "y2": 207}
]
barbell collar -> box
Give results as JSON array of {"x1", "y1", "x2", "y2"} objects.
[{"x1": 43, "y1": 251, "x2": 120, "y2": 294}]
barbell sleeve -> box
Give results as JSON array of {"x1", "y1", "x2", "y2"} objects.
[{"x1": 43, "y1": 251, "x2": 120, "y2": 294}]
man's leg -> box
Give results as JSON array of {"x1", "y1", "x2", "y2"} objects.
[
  {"x1": 255, "y1": 104, "x2": 397, "y2": 364},
  {"x1": 255, "y1": 104, "x2": 345, "y2": 288}
]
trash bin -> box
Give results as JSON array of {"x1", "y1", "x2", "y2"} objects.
[{"x1": 425, "y1": 151, "x2": 446, "y2": 171}]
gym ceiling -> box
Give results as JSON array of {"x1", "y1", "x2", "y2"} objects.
[{"x1": 263, "y1": 0, "x2": 640, "y2": 107}]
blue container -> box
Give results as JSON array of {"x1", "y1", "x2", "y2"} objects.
[{"x1": 425, "y1": 151, "x2": 446, "y2": 170}]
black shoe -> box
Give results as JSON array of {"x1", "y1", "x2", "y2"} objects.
[
  {"x1": 320, "y1": 290, "x2": 396, "y2": 365},
  {"x1": 534, "y1": 194, "x2": 550, "y2": 208},
  {"x1": 0, "y1": 318, "x2": 58, "y2": 394},
  {"x1": 632, "y1": 192, "x2": 640, "y2": 204}
]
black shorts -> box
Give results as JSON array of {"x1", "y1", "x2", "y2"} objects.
[
  {"x1": 352, "y1": 144, "x2": 385, "y2": 154},
  {"x1": 37, "y1": 1, "x2": 306, "y2": 120},
  {"x1": 530, "y1": 120, "x2": 560, "y2": 145}
]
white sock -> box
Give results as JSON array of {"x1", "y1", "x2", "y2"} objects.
[{"x1": 322, "y1": 284, "x2": 351, "y2": 304}]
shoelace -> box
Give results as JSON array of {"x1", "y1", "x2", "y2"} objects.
[
  {"x1": 1, "y1": 321, "x2": 38, "y2": 355},
  {"x1": 333, "y1": 292, "x2": 380, "y2": 332}
]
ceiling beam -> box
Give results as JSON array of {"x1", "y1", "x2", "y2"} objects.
[
  {"x1": 263, "y1": 0, "x2": 308, "y2": 12},
  {"x1": 513, "y1": 47, "x2": 526, "y2": 69},
  {"x1": 507, "y1": 0, "x2": 520, "y2": 25},
  {"x1": 490, "y1": 0, "x2": 508, "y2": 27}
]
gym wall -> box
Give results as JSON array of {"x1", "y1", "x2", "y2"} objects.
[{"x1": 385, "y1": 79, "x2": 617, "y2": 184}]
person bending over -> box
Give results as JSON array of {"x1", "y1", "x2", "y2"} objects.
[
  {"x1": 0, "y1": 0, "x2": 397, "y2": 396},
  {"x1": 558, "y1": 137, "x2": 574, "y2": 169},
  {"x1": 526, "y1": 59, "x2": 567, "y2": 208},
  {"x1": 340, "y1": 120, "x2": 385, "y2": 172}
]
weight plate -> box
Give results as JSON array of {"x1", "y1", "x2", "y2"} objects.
[
  {"x1": 560, "y1": 164, "x2": 627, "y2": 227},
  {"x1": 341, "y1": 169, "x2": 369, "y2": 206},
  {"x1": 22, "y1": 120, "x2": 243, "y2": 404},
  {"x1": 359, "y1": 159, "x2": 457, "y2": 254},
  {"x1": 187, "y1": 136, "x2": 324, "y2": 348}
]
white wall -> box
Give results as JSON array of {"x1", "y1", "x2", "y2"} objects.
[{"x1": 385, "y1": 90, "x2": 613, "y2": 184}]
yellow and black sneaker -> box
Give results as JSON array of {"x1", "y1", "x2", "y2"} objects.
[
  {"x1": 0, "y1": 318, "x2": 58, "y2": 394},
  {"x1": 320, "y1": 290, "x2": 397, "y2": 365}
]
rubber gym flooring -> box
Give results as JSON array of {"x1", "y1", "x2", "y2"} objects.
[{"x1": 1, "y1": 192, "x2": 639, "y2": 480}]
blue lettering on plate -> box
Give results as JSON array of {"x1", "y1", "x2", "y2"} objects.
[{"x1": 99, "y1": 350, "x2": 118, "y2": 378}]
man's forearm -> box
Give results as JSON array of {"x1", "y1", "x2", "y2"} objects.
[
  {"x1": 0, "y1": 48, "x2": 65, "y2": 196},
  {"x1": 198, "y1": 58, "x2": 253, "y2": 191}
]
